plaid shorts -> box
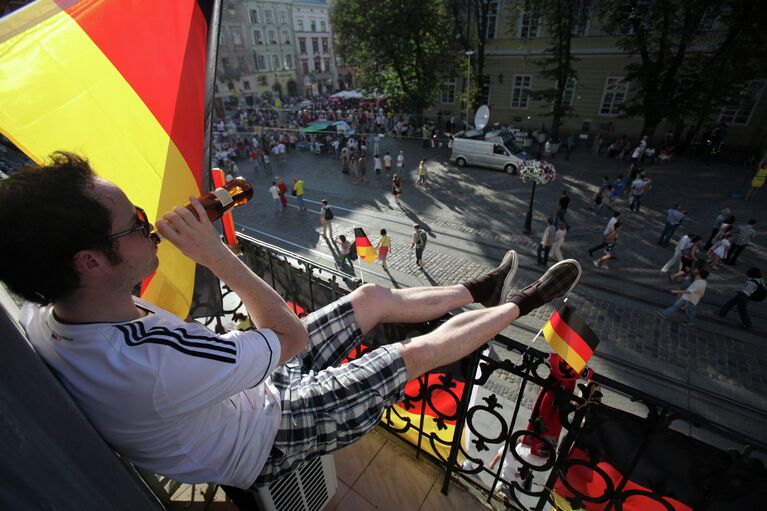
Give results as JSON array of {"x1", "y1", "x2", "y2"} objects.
[{"x1": 253, "y1": 295, "x2": 408, "y2": 486}]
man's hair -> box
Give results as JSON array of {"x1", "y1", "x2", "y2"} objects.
[
  {"x1": 747, "y1": 267, "x2": 761, "y2": 278},
  {"x1": 0, "y1": 152, "x2": 119, "y2": 304},
  {"x1": 413, "y1": 224, "x2": 421, "y2": 229},
  {"x1": 698, "y1": 269, "x2": 710, "y2": 279},
  {"x1": 748, "y1": 219, "x2": 756, "y2": 225}
]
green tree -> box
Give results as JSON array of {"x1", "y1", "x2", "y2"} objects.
[
  {"x1": 598, "y1": 0, "x2": 766, "y2": 139},
  {"x1": 332, "y1": 0, "x2": 457, "y2": 113},
  {"x1": 527, "y1": 0, "x2": 590, "y2": 141}
]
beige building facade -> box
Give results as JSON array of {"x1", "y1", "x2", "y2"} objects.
[{"x1": 429, "y1": 1, "x2": 766, "y2": 149}]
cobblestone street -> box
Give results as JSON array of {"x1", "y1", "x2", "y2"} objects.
[{"x1": 231, "y1": 135, "x2": 767, "y2": 441}]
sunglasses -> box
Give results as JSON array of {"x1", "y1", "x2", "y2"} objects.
[{"x1": 106, "y1": 206, "x2": 153, "y2": 241}]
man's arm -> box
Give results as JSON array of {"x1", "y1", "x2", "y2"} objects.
[{"x1": 156, "y1": 198, "x2": 308, "y2": 364}]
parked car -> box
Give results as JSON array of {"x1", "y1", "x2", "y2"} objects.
[{"x1": 449, "y1": 137, "x2": 528, "y2": 174}]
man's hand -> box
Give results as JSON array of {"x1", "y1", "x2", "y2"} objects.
[{"x1": 155, "y1": 197, "x2": 229, "y2": 268}]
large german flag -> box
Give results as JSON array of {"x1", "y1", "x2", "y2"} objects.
[
  {"x1": 0, "y1": 0, "x2": 220, "y2": 318},
  {"x1": 543, "y1": 303, "x2": 599, "y2": 373},
  {"x1": 354, "y1": 227, "x2": 377, "y2": 265}
]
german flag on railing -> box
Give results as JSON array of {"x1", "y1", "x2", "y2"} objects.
[
  {"x1": 543, "y1": 303, "x2": 599, "y2": 373},
  {"x1": 354, "y1": 228, "x2": 378, "y2": 265},
  {"x1": 0, "y1": 0, "x2": 220, "y2": 319}
]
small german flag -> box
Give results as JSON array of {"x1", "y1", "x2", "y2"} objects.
[
  {"x1": 542, "y1": 303, "x2": 599, "y2": 373},
  {"x1": 354, "y1": 228, "x2": 378, "y2": 265}
]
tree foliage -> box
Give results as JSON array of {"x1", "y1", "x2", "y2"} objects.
[
  {"x1": 599, "y1": 0, "x2": 767, "y2": 137},
  {"x1": 332, "y1": 0, "x2": 458, "y2": 113}
]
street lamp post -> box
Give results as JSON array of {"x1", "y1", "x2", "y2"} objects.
[
  {"x1": 522, "y1": 181, "x2": 537, "y2": 234},
  {"x1": 465, "y1": 50, "x2": 474, "y2": 130}
]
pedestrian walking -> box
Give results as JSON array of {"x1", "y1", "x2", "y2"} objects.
[
  {"x1": 392, "y1": 174, "x2": 402, "y2": 205},
  {"x1": 373, "y1": 154, "x2": 383, "y2": 178},
  {"x1": 706, "y1": 214, "x2": 735, "y2": 250},
  {"x1": 275, "y1": 177, "x2": 288, "y2": 211},
  {"x1": 537, "y1": 218, "x2": 556, "y2": 265},
  {"x1": 292, "y1": 177, "x2": 306, "y2": 211},
  {"x1": 657, "y1": 270, "x2": 709, "y2": 326},
  {"x1": 417, "y1": 159, "x2": 428, "y2": 186},
  {"x1": 745, "y1": 163, "x2": 767, "y2": 201},
  {"x1": 554, "y1": 191, "x2": 570, "y2": 226},
  {"x1": 629, "y1": 174, "x2": 648, "y2": 212},
  {"x1": 269, "y1": 181, "x2": 281, "y2": 214},
  {"x1": 340, "y1": 152, "x2": 350, "y2": 175},
  {"x1": 551, "y1": 221, "x2": 567, "y2": 262},
  {"x1": 564, "y1": 133, "x2": 575, "y2": 160},
  {"x1": 396, "y1": 150, "x2": 405, "y2": 173},
  {"x1": 708, "y1": 233, "x2": 732, "y2": 270},
  {"x1": 384, "y1": 151, "x2": 393, "y2": 176},
  {"x1": 661, "y1": 233, "x2": 693, "y2": 273},
  {"x1": 377, "y1": 229, "x2": 391, "y2": 271},
  {"x1": 595, "y1": 184, "x2": 616, "y2": 215},
  {"x1": 593, "y1": 222, "x2": 622, "y2": 270},
  {"x1": 704, "y1": 208, "x2": 730, "y2": 250},
  {"x1": 320, "y1": 199, "x2": 334, "y2": 238},
  {"x1": 592, "y1": 176, "x2": 609, "y2": 209},
  {"x1": 357, "y1": 155, "x2": 367, "y2": 182},
  {"x1": 718, "y1": 267, "x2": 765, "y2": 330},
  {"x1": 334, "y1": 235, "x2": 352, "y2": 268},
  {"x1": 411, "y1": 224, "x2": 428, "y2": 270},
  {"x1": 657, "y1": 204, "x2": 687, "y2": 247},
  {"x1": 588, "y1": 212, "x2": 621, "y2": 256},
  {"x1": 725, "y1": 219, "x2": 757, "y2": 265},
  {"x1": 669, "y1": 236, "x2": 702, "y2": 283}
]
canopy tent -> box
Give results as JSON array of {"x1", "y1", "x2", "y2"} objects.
[
  {"x1": 330, "y1": 90, "x2": 364, "y2": 99},
  {"x1": 300, "y1": 122, "x2": 331, "y2": 133}
]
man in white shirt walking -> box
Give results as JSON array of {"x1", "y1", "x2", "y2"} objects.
[
  {"x1": 537, "y1": 217, "x2": 556, "y2": 265},
  {"x1": 657, "y1": 270, "x2": 709, "y2": 326}
]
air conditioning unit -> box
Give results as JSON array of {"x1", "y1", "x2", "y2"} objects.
[{"x1": 252, "y1": 455, "x2": 337, "y2": 511}]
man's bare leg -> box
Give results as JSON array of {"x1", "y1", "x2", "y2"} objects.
[
  {"x1": 395, "y1": 302, "x2": 521, "y2": 379},
  {"x1": 350, "y1": 250, "x2": 520, "y2": 334}
]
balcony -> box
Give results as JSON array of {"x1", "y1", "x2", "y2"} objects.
[{"x1": 167, "y1": 233, "x2": 767, "y2": 509}]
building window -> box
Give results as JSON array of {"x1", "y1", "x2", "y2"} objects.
[
  {"x1": 321, "y1": 20, "x2": 326, "y2": 32},
  {"x1": 297, "y1": 19, "x2": 304, "y2": 31},
  {"x1": 480, "y1": 76, "x2": 491, "y2": 105},
  {"x1": 256, "y1": 54, "x2": 266, "y2": 71},
  {"x1": 441, "y1": 78, "x2": 456, "y2": 104},
  {"x1": 279, "y1": 11, "x2": 288, "y2": 24},
  {"x1": 299, "y1": 37, "x2": 306, "y2": 53},
  {"x1": 599, "y1": 77, "x2": 629, "y2": 116},
  {"x1": 286, "y1": 54, "x2": 293, "y2": 69},
  {"x1": 486, "y1": 1, "x2": 499, "y2": 39},
  {"x1": 511, "y1": 75, "x2": 532, "y2": 108},
  {"x1": 562, "y1": 77, "x2": 577, "y2": 107},
  {"x1": 243, "y1": 80, "x2": 251, "y2": 90},
  {"x1": 322, "y1": 38, "x2": 329, "y2": 52},
  {"x1": 283, "y1": 31, "x2": 290, "y2": 43},
  {"x1": 324, "y1": 58, "x2": 330, "y2": 71},
  {"x1": 232, "y1": 31, "x2": 242, "y2": 47},
  {"x1": 314, "y1": 55, "x2": 321, "y2": 71},
  {"x1": 253, "y1": 30, "x2": 263, "y2": 45},
  {"x1": 573, "y1": 0, "x2": 592, "y2": 36},
  {"x1": 310, "y1": 20, "x2": 316, "y2": 31},
  {"x1": 720, "y1": 80, "x2": 766, "y2": 125},
  {"x1": 302, "y1": 61, "x2": 309, "y2": 74},
  {"x1": 227, "y1": 81, "x2": 234, "y2": 92},
  {"x1": 221, "y1": 57, "x2": 230, "y2": 69},
  {"x1": 249, "y1": 9, "x2": 259, "y2": 24},
  {"x1": 519, "y1": 0, "x2": 540, "y2": 38},
  {"x1": 258, "y1": 76, "x2": 267, "y2": 86},
  {"x1": 238, "y1": 56, "x2": 247, "y2": 71},
  {"x1": 264, "y1": 9, "x2": 273, "y2": 24},
  {"x1": 312, "y1": 37, "x2": 319, "y2": 53},
  {"x1": 268, "y1": 30, "x2": 276, "y2": 44},
  {"x1": 272, "y1": 55, "x2": 281, "y2": 70}
]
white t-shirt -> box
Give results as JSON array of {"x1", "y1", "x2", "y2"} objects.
[
  {"x1": 631, "y1": 178, "x2": 645, "y2": 195},
  {"x1": 684, "y1": 280, "x2": 707, "y2": 305},
  {"x1": 674, "y1": 235, "x2": 691, "y2": 255},
  {"x1": 384, "y1": 154, "x2": 393, "y2": 167},
  {"x1": 397, "y1": 154, "x2": 404, "y2": 167},
  {"x1": 269, "y1": 185, "x2": 280, "y2": 199},
  {"x1": 604, "y1": 217, "x2": 618, "y2": 236},
  {"x1": 20, "y1": 299, "x2": 282, "y2": 488}
]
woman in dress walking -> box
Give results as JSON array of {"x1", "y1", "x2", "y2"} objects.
[
  {"x1": 551, "y1": 222, "x2": 567, "y2": 261},
  {"x1": 377, "y1": 229, "x2": 391, "y2": 271}
]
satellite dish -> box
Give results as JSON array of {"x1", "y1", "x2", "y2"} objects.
[{"x1": 474, "y1": 105, "x2": 490, "y2": 131}]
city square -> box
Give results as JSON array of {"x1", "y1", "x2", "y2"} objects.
[{"x1": 1, "y1": 0, "x2": 766, "y2": 510}]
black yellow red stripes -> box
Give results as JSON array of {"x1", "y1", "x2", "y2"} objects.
[
  {"x1": 354, "y1": 228, "x2": 378, "y2": 265},
  {"x1": 543, "y1": 303, "x2": 599, "y2": 373}
]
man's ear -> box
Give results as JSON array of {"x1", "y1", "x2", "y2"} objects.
[{"x1": 72, "y1": 249, "x2": 111, "y2": 278}]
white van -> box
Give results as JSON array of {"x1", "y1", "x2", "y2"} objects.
[{"x1": 449, "y1": 137, "x2": 528, "y2": 174}]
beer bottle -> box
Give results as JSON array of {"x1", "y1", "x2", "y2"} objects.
[{"x1": 185, "y1": 177, "x2": 254, "y2": 221}]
